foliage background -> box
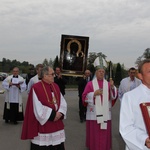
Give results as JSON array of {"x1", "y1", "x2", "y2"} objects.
[{"x1": 2, "y1": 47, "x2": 149, "y2": 86}]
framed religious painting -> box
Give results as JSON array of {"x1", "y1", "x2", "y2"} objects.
[{"x1": 60, "y1": 34, "x2": 89, "y2": 77}]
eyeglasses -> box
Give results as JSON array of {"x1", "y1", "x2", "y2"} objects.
[{"x1": 47, "y1": 73, "x2": 55, "y2": 76}]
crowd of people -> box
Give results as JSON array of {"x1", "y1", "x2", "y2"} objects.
[{"x1": 1, "y1": 57, "x2": 150, "y2": 150}]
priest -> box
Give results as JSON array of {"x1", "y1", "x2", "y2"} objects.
[
  {"x1": 2, "y1": 67, "x2": 26, "y2": 124},
  {"x1": 82, "y1": 56, "x2": 117, "y2": 150},
  {"x1": 21, "y1": 66, "x2": 67, "y2": 150}
]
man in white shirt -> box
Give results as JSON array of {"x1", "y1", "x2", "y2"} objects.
[{"x1": 118, "y1": 67, "x2": 141, "y2": 101}]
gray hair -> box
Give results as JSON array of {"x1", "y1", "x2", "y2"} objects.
[
  {"x1": 138, "y1": 59, "x2": 150, "y2": 74},
  {"x1": 40, "y1": 66, "x2": 50, "y2": 79}
]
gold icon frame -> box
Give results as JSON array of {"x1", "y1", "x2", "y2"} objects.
[{"x1": 60, "y1": 34, "x2": 89, "y2": 77}]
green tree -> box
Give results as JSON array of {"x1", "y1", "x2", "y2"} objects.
[
  {"x1": 87, "y1": 52, "x2": 107, "y2": 75},
  {"x1": 53, "y1": 55, "x2": 60, "y2": 69},
  {"x1": 22, "y1": 61, "x2": 29, "y2": 66},
  {"x1": 88, "y1": 52, "x2": 98, "y2": 64},
  {"x1": 48, "y1": 58, "x2": 54, "y2": 67},
  {"x1": 114, "y1": 63, "x2": 122, "y2": 86},
  {"x1": 143, "y1": 48, "x2": 150, "y2": 59},
  {"x1": 135, "y1": 48, "x2": 150, "y2": 66},
  {"x1": 2, "y1": 58, "x2": 7, "y2": 65},
  {"x1": 42, "y1": 58, "x2": 49, "y2": 66},
  {"x1": 0, "y1": 57, "x2": 34, "y2": 73}
]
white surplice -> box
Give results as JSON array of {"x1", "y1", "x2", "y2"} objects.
[
  {"x1": 2, "y1": 75, "x2": 26, "y2": 111},
  {"x1": 31, "y1": 89, "x2": 67, "y2": 146},
  {"x1": 27, "y1": 74, "x2": 40, "y2": 93},
  {"x1": 120, "y1": 84, "x2": 150, "y2": 150}
]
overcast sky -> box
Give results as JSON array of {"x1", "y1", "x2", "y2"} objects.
[{"x1": 0, "y1": 0, "x2": 150, "y2": 69}]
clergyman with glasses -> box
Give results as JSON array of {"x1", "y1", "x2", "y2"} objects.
[{"x1": 21, "y1": 66, "x2": 67, "y2": 150}]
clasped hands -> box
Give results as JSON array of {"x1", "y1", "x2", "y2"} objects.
[
  {"x1": 54, "y1": 112, "x2": 62, "y2": 121},
  {"x1": 94, "y1": 89, "x2": 103, "y2": 97},
  {"x1": 145, "y1": 137, "x2": 150, "y2": 148},
  {"x1": 94, "y1": 79, "x2": 115, "y2": 97}
]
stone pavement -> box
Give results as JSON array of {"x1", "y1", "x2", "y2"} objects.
[{"x1": 0, "y1": 83, "x2": 125, "y2": 150}]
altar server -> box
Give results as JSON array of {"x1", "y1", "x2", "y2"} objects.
[{"x1": 120, "y1": 59, "x2": 150, "y2": 150}]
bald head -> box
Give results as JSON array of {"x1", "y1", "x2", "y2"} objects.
[
  {"x1": 12, "y1": 67, "x2": 19, "y2": 76},
  {"x1": 84, "y1": 70, "x2": 91, "y2": 78}
]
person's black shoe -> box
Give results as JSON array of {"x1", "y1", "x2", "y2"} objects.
[
  {"x1": 80, "y1": 119, "x2": 83, "y2": 123},
  {"x1": 5, "y1": 120, "x2": 9, "y2": 123}
]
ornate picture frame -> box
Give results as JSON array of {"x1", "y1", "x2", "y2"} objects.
[{"x1": 60, "y1": 34, "x2": 89, "y2": 77}]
